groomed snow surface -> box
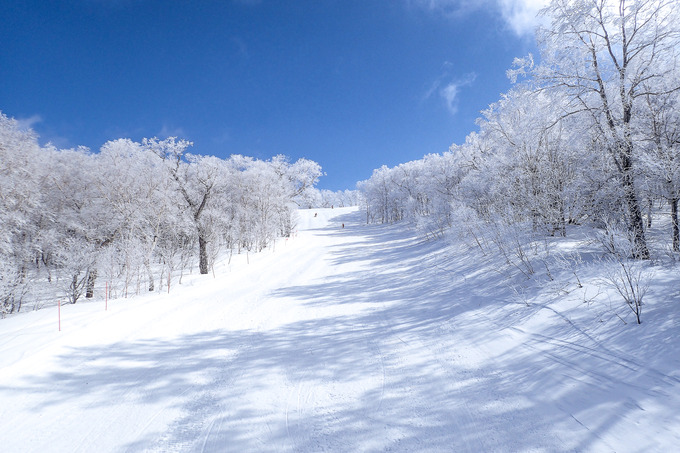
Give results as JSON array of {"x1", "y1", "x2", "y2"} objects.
[{"x1": 2, "y1": 207, "x2": 679, "y2": 452}]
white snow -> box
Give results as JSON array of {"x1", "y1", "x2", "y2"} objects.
[{"x1": 2, "y1": 207, "x2": 679, "y2": 452}]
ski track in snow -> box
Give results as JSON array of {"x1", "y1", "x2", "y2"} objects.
[{"x1": 2, "y1": 206, "x2": 680, "y2": 452}]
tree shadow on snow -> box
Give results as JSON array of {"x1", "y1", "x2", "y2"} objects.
[{"x1": 8, "y1": 210, "x2": 680, "y2": 451}]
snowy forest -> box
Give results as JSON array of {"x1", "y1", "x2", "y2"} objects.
[
  {"x1": 0, "y1": 116, "x2": 342, "y2": 313},
  {"x1": 3, "y1": 1, "x2": 680, "y2": 449},
  {"x1": 359, "y1": 0, "x2": 680, "y2": 323},
  {"x1": 2, "y1": 0, "x2": 680, "y2": 323}
]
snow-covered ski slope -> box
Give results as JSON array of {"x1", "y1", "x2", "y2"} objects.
[{"x1": 1, "y1": 206, "x2": 679, "y2": 452}]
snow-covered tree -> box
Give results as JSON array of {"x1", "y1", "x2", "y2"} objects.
[
  {"x1": 522, "y1": 0, "x2": 680, "y2": 257},
  {"x1": 638, "y1": 72, "x2": 680, "y2": 250},
  {"x1": 146, "y1": 137, "x2": 226, "y2": 275},
  {"x1": 0, "y1": 112, "x2": 43, "y2": 313}
]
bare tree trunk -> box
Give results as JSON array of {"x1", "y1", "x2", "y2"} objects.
[
  {"x1": 198, "y1": 235, "x2": 209, "y2": 275},
  {"x1": 622, "y1": 158, "x2": 649, "y2": 259},
  {"x1": 85, "y1": 269, "x2": 97, "y2": 298},
  {"x1": 145, "y1": 260, "x2": 154, "y2": 291},
  {"x1": 671, "y1": 197, "x2": 679, "y2": 252},
  {"x1": 70, "y1": 274, "x2": 80, "y2": 304}
]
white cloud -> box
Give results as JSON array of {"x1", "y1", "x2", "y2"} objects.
[
  {"x1": 423, "y1": 66, "x2": 476, "y2": 115},
  {"x1": 15, "y1": 114, "x2": 42, "y2": 132},
  {"x1": 158, "y1": 125, "x2": 187, "y2": 139},
  {"x1": 440, "y1": 73, "x2": 476, "y2": 114},
  {"x1": 441, "y1": 83, "x2": 462, "y2": 114},
  {"x1": 423, "y1": 60, "x2": 455, "y2": 93},
  {"x1": 12, "y1": 114, "x2": 76, "y2": 149},
  {"x1": 496, "y1": 0, "x2": 549, "y2": 37},
  {"x1": 409, "y1": 0, "x2": 549, "y2": 37},
  {"x1": 409, "y1": 0, "x2": 484, "y2": 16}
]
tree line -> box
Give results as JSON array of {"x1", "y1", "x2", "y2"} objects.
[
  {"x1": 358, "y1": 0, "x2": 679, "y2": 324},
  {"x1": 0, "y1": 117, "x2": 323, "y2": 314},
  {"x1": 360, "y1": 0, "x2": 679, "y2": 255}
]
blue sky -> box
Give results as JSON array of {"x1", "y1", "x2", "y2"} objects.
[{"x1": 1, "y1": 0, "x2": 544, "y2": 190}]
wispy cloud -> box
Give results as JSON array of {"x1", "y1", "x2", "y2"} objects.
[
  {"x1": 13, "y1": 113, "x2": 77, "y2": 149},
  {"x1": 407, "y1": 0, "x2": 484, "y2": 18},
  {"x1": 15, "y1": 114, "x2": 42, "y2": 132},
  {"x1": 496, "y1": 0, "x2": 549, "y2": 36},
  {"x1": 409, "y1": 0, "x2": 548, "y2": 37},
  {"x1": 440, "y1": 73, "x2": 476, "y2": 114},
  {"x1": 158, "y1": 125, "x2": 187, "y2": 139},
  {"x1": 424, "y1": 64, "x2": 476, "y2": 115},
  {"x1": 44, "y1": 134, "x2": 76, "y2": 150}
]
